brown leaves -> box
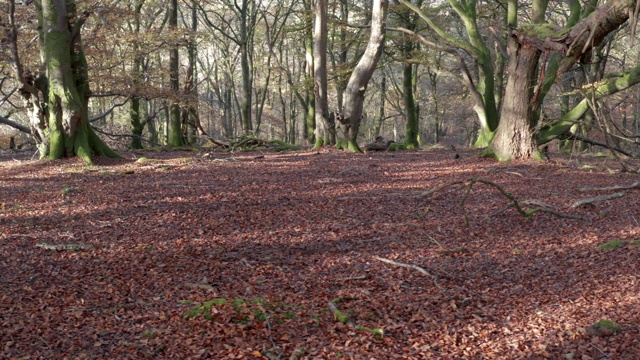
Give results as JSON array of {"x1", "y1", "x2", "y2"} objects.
[{"x1": 0, "y1": 149, "x2": 639, "y2": 358}]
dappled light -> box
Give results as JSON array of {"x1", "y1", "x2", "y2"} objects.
[{"x1": 1, "y1": 148, "x2": 639, "y2": 358}]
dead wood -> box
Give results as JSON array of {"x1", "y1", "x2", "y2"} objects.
[
  {"x1": 571, "y1": 192, "x2": 626, "y2": 208},
  {"x1": 364, "y1": 136, "x2": 394, "y2": 151},
  {"x1": 578, "y1": 181, "x2": 640, "y2": 192},
  {"x1": 375, "y1": 256, "x2": 449, "y2": 297},
  {"x1": 417, "y1": 181, "x2": 464, "y2": 198}
]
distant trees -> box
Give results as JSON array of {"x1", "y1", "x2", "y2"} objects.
[{"x1": 1, "y1": 0, "x2": 639, "y2": 162}]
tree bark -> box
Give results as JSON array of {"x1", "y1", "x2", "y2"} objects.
[
  {"x1": 39, "y1": 0, "x2": 118, "y2": 163},
  {"x1": 129, "y1": 0, "x2": 144, "y2": 149},
  {"x1": 168, "y1": 0, "x2": 184, "y2": 146},
  {"x1": 488, "y1": 0, "x2": 634, "y2": 161},
  {"x1": 313, "y1": 0, "x2": 335, "y2": 147},
  {"x1": 339, "y1": 0, "x2": 389, "y2": 152}
]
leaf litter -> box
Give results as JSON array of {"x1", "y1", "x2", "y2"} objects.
[{"x1": 0, "y1": 148, "x2": 639, "y2": 359}]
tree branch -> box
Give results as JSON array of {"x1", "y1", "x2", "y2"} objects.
[{"x1": 0, "y1": 115, "x2": 31, "y2": 134}]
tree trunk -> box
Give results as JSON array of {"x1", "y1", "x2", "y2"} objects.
[
  {"x1": 304, "y1": 0, "x2": 316, "y2": 144},
  {"x1": 168, "y1": 0, "x2": 184, "y2": 146},
  {"x1": 488, "y1": 44, "x2": 541, "y2": 161},
  {"x1": 129, "y1": 0, "x2": 144, "y2": 149},
  {"x1": 39, "y1": 0, "x2": 118, "y2": 163},
  {"x1": 239, "y1": 0, "x2": 253, "y2": 134},
  {"x1": 489, "y1": 0, "x2": 634, "y2": 161},
  {"x1": 338, "y1": 0, "x2": 388, "y2": 152},
  {"x1": 403, "y1": 63, "x2": 419, "y2": 149},
  {"x1": 313, "y1": 0, "x2": 335, "y2": 147}
]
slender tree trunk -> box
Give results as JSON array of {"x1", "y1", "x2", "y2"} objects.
[
  {"x1": 129, "y1": 0, "x2": 144, "y2": 149},
  {"x1": 403, "y1": 63, "x2": 419, "y2": 149},
  {"x1": 373, "y1": 71, "x2": 386, "y2": 138},
  {"x1": 304, "y1": 0, "x2": 316, "y2": 144},
  {"x1": 184, "y1": 0, "x2": 198, "y2": 144},
  {"x1": 338, "y1": 0, "x2": 388, "y2": 152},
  {"x1": 168, "y1": 0, "x2": 184, "y2": 146},
  {"x1": 239, "y1": 0, "x2": 253, "y2": 134},
  {"x1": 313, "y1": 0, "x2": 335, "y2": 147}
]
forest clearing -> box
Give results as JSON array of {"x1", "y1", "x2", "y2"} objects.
[{"x1": 1, "y1": 148, "x2": 639, "y2": 359}]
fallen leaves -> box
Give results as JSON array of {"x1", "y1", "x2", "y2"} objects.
[{"x1": 0, "y1": 149, "x2": 639, "y2": 358}]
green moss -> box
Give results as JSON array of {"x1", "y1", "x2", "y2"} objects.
[
  {"x1": 594, "y1": 319, "x2": 620, "y2": 330},
  {"x1": 596, "y1": 240, "x2": 624, "y2": 250},
  {"x1": 387, "y1": 143, "x2": 406, "y2": 152},
  {"x1": 519, "y1": 23, "x2": 569, "y2": 38}
]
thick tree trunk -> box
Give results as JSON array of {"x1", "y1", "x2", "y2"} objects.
[
  {"x1": 339, "y1": 0, "x2": 388, "y2": 152},
  {"x1": 488, "y1": 43, "x2": 541, "y2": 161},
  {"x1": 489, "y1": 0, "x2": 635, "y2": 161},
  {"x1": 40, "y1": 0, "x2": 118, "y2": 163}
]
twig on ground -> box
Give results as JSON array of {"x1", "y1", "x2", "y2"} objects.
[
  {"x1": 375, "y1": 256, "x2": 450, "y2": 298},
  {"x1": 590, "y1": 343, "x2": 611, "y2": 358},
  {"x1": 578, "y1": 181, "x2": 640, "y2": 192},
  {"x1": 327, "y1": 299, "x2": 354, "y2": 326},
  {"x1": 260, "y1": 308, "x2": 283, "y2": 360},
  {"x1": 570, "y1": 192, "x2": 626, "y2": 208},
  {"x1": 417, "y1": 181, "x2": 464, "y2": 198}
]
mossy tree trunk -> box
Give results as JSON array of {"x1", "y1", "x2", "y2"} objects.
[
  {"x1": 167, "y1": 0, "x2": 184, "y2": 146},
  {"x1": 489, "y1": 0, "x2": 635, "y2": 161},
  {"x1": 303, "y1": 0, "x2": 316, "y2": 145},
  {"x1": 129, "y1": 0, "x2": 144, "y2": 150},
  {"x1": 39, "y1": 0, "x2": 119, "y2": 164}
]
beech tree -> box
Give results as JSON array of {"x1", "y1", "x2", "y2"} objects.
[
  {"x1": 398, "y1": 0, "x2": 503, "y2": 147},
  {"x1": 38, "y1": 0, "x2": 118, "y2": 162},
  {"x1": 336, "y1": 0, "x2": 389, "y2": 151},
  {"x1": 488, "y1": 0, "x2": 638, "y2": 161}
]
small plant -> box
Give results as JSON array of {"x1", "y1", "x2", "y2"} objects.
[
  {"x1": 587, "y1": 319, "x2": 621, "y2": 336},
  {"x1": 60, "y1": 186, "x2": 76, "y2": 196}
]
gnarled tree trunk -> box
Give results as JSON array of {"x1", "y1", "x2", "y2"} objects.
[
  {"x1": 39, "y1": 0, "x2": 118, "y2": 163},
  {"x1": 338, "y1": 0, "x2": 388, "y2": 152}
]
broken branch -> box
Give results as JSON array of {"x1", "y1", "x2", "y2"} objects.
[{"x1": 571, "y1": 192, "x2": 626, "y2": 208}]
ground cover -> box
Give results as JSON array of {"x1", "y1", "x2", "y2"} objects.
[{"x1": 1, "y1": 148, "x2": 639, "y2": 359}]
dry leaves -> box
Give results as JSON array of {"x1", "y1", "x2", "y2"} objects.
[{"x1": 0, "y1": 148, "x2": 639, "y2": 359}]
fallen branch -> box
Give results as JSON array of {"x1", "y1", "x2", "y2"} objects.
[
  {"x1": 375, "y1": 256, "x2": 449, "y2": 297},
  {"x1": 327, "y1": 298, "x2": 384, "y2": 339},
  {"x1": 36, "y1": 243, "x2": 94, "y2": 251},
  {"x1": 417, "y1": 181, "x2": 464, "y2": 198},
  {"x1": 327, "y1": 299, "x2": 354, "y2": 326},
  {"x1": 490, "y1": 199, "x2": 582, "y2": 220},
  {"x1": 464, "y1": 178, "x2": 530, "y2": 217},
  {"x1": 578, "y1": 181, "x2": 640, "y2": 192},
  {"x1": 571, "y1": 192, "x2": 626, "y2": 208}
]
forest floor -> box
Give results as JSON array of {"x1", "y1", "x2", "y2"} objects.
[{"x1": 1, "y1": 146, "x2": 639, "y2": 359}]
